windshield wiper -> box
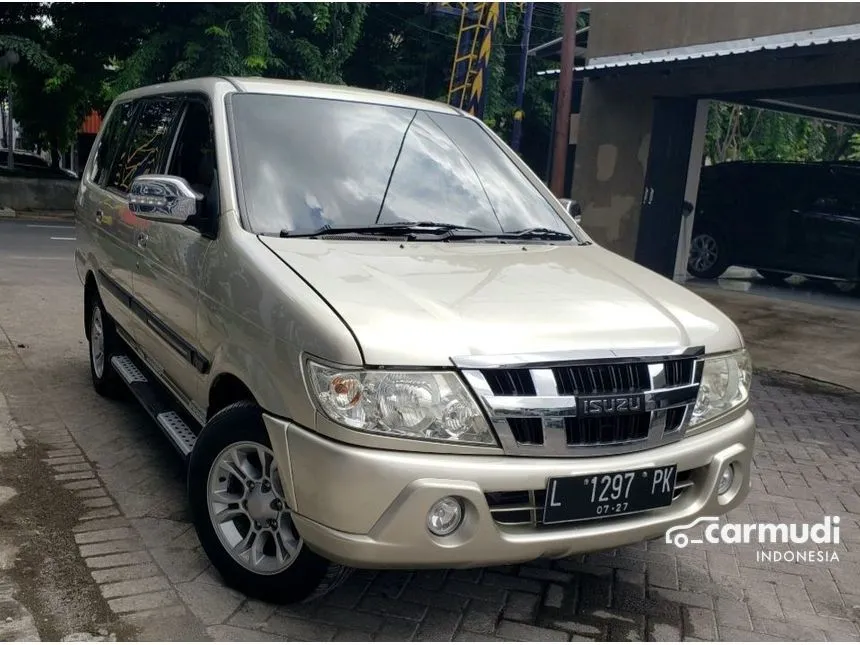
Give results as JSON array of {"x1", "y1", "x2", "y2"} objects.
[
  {"x1": 443, "y1": 227, "x2": 574, "y2": 242},
  {"x1": 279, "y1": 221, "x2": 483, "y2": 238}
]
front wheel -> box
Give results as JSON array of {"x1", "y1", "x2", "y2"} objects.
[
  {"x1": 687, "y1": 231, "x2": 729, "y2": 279},
  {"x1": 187, "y1": 401, "x2": 352, "y2": 604}
]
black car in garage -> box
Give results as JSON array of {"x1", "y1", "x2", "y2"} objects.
[{"x1": 687, "y1": 160, "x2": 860, "y2": 292}]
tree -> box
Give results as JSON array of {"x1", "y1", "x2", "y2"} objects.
[
  {"x1": 705, "y1": 101, "x2": 859, "y2": 165},
  {"x1": 106, "y1": 3, "x2": 368, "y2": 95},
  {"x1": 0, "y1": 3, "x2": 149, "y2": 167}
]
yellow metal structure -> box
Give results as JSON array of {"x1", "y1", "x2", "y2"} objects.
[{"x1": 431, "y1": 2, "x2": 505, "y2": 118}]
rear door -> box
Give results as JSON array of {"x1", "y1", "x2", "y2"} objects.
[{"x1": 78, "y1": 99, "x2": 137, "y2": 335}]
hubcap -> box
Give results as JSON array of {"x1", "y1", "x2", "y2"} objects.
[
  {"x1": 91, "y1": 306, "x2": 105, "y2": 379},
  {"x1": 206, "y1": 442, "x2": 302, "y2": 575},
  {"x1": 689, "y1": 234, "x2": 719, "y2": 273}
]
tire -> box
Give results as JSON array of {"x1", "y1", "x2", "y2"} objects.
[
  {"x1": 187, "y1": 401, "x2": 352, "y2": 604},
  {"x1": 687, "y1": 231, "x2": 729, "y2": 279},
  {"x1": 757, "y1": 270, "x2": 788, "y2": 284},
  {"x1": 86, "y1": 290, "x2": 126, "y2": 399}
]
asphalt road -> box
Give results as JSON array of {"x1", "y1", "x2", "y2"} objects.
[
  {"x1": 1, "y1": 216, "x2": 859, "y2": 641},
  {"x1": 0, "y1": 218, "x2": 79, "y2": 287}
]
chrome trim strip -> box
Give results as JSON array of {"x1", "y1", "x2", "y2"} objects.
[
  {"x1": 483, "y1": 395, "x2": 578, "y2": 417},
  {"x1": 531, "y1": 369, "x2": 567, "y2": 453},
  {"x1": 480, "y1": 383, "x2": 698, "y2": 418},
  {"x1": 451, "y1": 345, "x2": 705, "y2": 370}
]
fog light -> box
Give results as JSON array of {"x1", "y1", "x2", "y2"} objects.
[
  {"x1": 427, "y1": 497, "x2": 463, "y2": 536},
  {"x1": 718, "y1": 463, "x2": 735, "y2": 495}
]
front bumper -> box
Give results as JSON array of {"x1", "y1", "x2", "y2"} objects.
[{"x1": 263, "y1": 410, "x2": 755, "y2": 569}]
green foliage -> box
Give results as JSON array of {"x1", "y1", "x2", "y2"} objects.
[
  {"x1": 845, "y1": 133, "x2": 860, "y2": 161},
  {"x1": 106, "y1": 2, "x2": 368, "y2": 96},
  {"x1": 23, "y1": 1, "x2": 860, "y2": 180},
  {"x1": 704, "y1": 101, "x2": 858, "y2": 164}
]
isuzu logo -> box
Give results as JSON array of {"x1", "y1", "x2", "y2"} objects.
[{"x1": 578, "y1": 394, "x2": 645, "y2": 416}]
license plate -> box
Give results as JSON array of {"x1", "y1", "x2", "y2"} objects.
[{"x1": 542, "y1": 465, "x2": 677, "y2": 525}]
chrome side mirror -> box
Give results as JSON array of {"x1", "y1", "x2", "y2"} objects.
[
  {"x1": 128, "y1": 175, "x2": 202, "y2": 224},
  {"x1": 559, "y1": 198, "x2": 582, "y2": 224}
]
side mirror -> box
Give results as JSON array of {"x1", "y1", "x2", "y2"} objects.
[
  {"x1": 559, "y1": 197, "x2": 583, "y2": 224},
  {"x1": 128, "y1": 175, "x2": 202, "y2": 224}
]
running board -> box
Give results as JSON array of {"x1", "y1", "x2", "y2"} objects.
[{"x1": 111, "y1": 355, "x2": 198, "y2": 457}]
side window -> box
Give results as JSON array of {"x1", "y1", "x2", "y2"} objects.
[
  {"x1": 810, "y1": 171, "x2": 857, "y2": 213},
  {"x1": 90, "y1": 101, "x2": 134, "y2": 187},
  {"x1": 166, "y1": 100, "x2": 217, "y2": 201},
  {"x1": 107, "y1": 98, "x2": 181, "y2": 194}
]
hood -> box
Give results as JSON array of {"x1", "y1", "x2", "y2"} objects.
[{"x1": 260, "y1": 238, "x2": 743, "y2": 366}]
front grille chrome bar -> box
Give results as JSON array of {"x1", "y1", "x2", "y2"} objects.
[
  {"x1": 459, "y1": 347, "x2": 705, "y2": 458},
  {"x1": 481, "y1": 383, "x2": 699, "y2": 418}
]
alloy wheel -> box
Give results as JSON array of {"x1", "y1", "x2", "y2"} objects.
[
  {"x1": 206, "y1": 441, "x2": 302, "y2": 575},
  {"x1": 689, "y1": 233, "x2": 719, "y2": 274}
]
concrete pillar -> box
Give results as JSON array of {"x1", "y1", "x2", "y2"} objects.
[
  {"x1": 673, "y1": 99, "x2": 710, "y2": 282},
  {"x1": 572, "y1": 78, "x2": 654, "y2": 258}
]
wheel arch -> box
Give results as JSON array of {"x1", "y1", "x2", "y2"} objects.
[
  {"x1": 207, "y1": 372, "x2": 258, "y2": 421},
  {"x1": 84, "y1": 271, "x2": 99, "y2": 340}
]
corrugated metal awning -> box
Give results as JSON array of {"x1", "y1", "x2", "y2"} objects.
[{"x1": 580, "y1": 23, "x2": 860, "y2": 75}]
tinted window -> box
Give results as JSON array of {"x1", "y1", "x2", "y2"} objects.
[
  {"x1": 230, "y1": 94, "x2": 570, "y2": 236},
  {"x1": 108, "y1": 98, "x2": 181, "y2": 194},
  {"x1": 90, "y1": 101, "x2": 134, "y2": 186},
  {"x1": 814, "y1": 169, "x2": 860, "y2": 213},
  {"x1": 167, "y1": 100, "x2": 218, "y2": 217}
]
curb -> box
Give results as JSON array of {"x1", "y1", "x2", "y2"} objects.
[{"x1": 0, "y1": 209, "x2": 75, "y2": 221}]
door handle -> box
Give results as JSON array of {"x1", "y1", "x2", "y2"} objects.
[
  {"x1": 137, "y1": 232, "x2": 148, "y2": 248},
  {"x1": 95, "y1": 210, "x2": 103, "y2": 224}
]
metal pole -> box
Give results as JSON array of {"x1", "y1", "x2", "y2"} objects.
[
  {"x1": 511, "y1": 2, "x2": 534, "y2": 154},
  {"x1": 7, "y1": 85, "x2": 13, "y2": 170},
  {"x1": 550, "y1": 3, "x2": 577, "y2": 197}
]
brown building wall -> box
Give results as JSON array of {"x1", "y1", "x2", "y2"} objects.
[{"x1": 588, "y1": 2, "x2": 860, "y2": 59}]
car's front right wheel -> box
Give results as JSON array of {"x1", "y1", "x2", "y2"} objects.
[{"x1": 187, "y1": 400, "x2": 351, "y2": 604}]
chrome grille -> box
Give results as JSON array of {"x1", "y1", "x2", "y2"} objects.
[{"x1": 456, "y1": 346, "x2": 705, "y2": 457}]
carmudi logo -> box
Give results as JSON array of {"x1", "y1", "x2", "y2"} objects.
[{"x1": 665, "y1": 515, "x2": 841, "y2": 563}]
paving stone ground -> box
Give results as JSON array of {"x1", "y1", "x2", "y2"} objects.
[{"x1": 1, "y1": 265, "x2": 860, "y2": 640}]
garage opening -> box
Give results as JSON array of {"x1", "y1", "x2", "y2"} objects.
[{"x1": 683, "y1": 98, "x2": 860, "y2": 309}]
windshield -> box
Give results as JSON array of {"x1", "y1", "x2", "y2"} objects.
[{"x1": 229, "y1": 93, "x2": 576, "y2": 239}]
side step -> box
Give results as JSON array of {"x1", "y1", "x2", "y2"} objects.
[{"x1": 111, "y1": 355, "x2": 199, "y2": 457}]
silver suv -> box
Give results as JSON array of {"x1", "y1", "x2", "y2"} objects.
[{"x1": 75, "y1": 77, "x2": 755, "y2": 604}]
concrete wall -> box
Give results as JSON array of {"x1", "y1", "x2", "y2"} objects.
[
  {"x1": 573, "y1": 79, "x2": 653, "y2": 258},
  {"x1": 0, "y1": 176, "x2": 78, "y2": 213},
  {"x1": 588, "y1": 2, "x2": 860, "y2": 59}
]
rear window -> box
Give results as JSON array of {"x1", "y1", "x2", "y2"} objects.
[
  {"x1": 228, "y1": 93, "x2": 570, "y2": 237},
  {"x1": 90, "y1": 101, "x2": 135, "y2": 186},
  {"x1": 107, "y1": 98, "x2": 182, "y2": 194}
]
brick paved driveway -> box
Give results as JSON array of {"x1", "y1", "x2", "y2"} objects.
[{"x1": 2, "y1": 318, "x2": 859, "y2": 643}]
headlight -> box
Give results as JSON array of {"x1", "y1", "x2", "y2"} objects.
[
  {"x1": 306, "y1": 360, "x2": 497, "y2": 445},
  {"x1": 689, "y1": 349, "x2": 752, "y2": 428}
]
